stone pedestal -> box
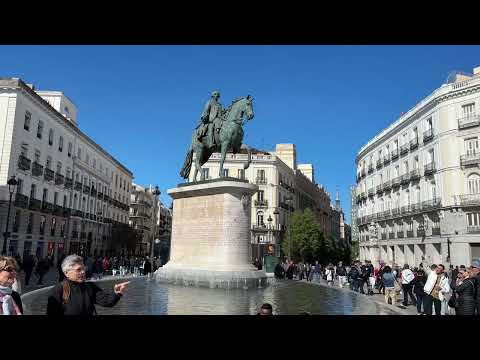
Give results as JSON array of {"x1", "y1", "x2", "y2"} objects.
[{"x1": 155, "y1": 178, "x2": 267, "y2": 289}]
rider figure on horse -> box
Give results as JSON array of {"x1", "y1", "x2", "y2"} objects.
[{"x1": 196, "y1": 90, "x2": 225, "y2": 148}]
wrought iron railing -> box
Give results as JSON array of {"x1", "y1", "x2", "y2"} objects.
[
  {"x1": 18, "y1": 155, "x2": 31, "y2": 171},
  {"x1": 44, "y1": 168, "x2": 54, "y2": 182}
]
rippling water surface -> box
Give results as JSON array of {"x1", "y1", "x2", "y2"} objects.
[{"x1": 24, "y1": 278, "x2": 398, "y2": 315}]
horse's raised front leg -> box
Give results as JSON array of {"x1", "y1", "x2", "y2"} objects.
[{"x1": 219, "y1": 142, "x2": 228, "y2": 178}]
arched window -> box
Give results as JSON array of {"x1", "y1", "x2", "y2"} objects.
[
  {"x1": 468, "y1": 173, "x2": 480, "y2": 194},
  {"x1": 257, "y1": 211, "x2": 264, "y2": 227}
]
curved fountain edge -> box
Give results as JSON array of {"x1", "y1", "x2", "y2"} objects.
[{"x1": 299, "y1": 279, "x2": 408, "y2": 315}]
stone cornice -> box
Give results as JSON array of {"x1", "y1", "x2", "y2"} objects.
[{"x1": 356, "y1": 77, "x2": 480, "y2": 162}]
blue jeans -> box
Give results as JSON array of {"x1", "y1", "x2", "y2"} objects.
[{"x1": 415, "y1": 292, "x2": 424, "y2": 313}]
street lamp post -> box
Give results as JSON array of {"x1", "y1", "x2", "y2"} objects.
[
  {"x1": 2, "y1": 175, "x2": 18, "y2": 255},
  {"x1": 285, "y1": 196, "x2": 293, "y2": 261},
  {"x1": 150, "y1": 186, "x2": 161, "y2": 262},
  {"x1": 96, "y1": 210, "x2": 102, "y2": 256}
]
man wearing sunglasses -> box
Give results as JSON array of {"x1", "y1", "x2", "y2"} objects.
[{"x1": 0, "y1": 256, "x2": 23, "y2": 315}]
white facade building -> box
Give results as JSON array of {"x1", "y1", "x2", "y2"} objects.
[
  {"x1": 189, "y1": 144, "x2": 332, "y2": 261},
  {"x1": 129, "y1": 183, "x2": 161, "y2": 254},
  {"x1": 0, "y1": 78, "x2": 132, "y2": 260},
  {"x1": 355, "y1": 66, "x2": 480, "y2": 268}
]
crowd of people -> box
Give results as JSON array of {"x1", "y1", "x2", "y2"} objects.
[{"x1": 274, "y1": 257, "x2": 480, "y2": 315}]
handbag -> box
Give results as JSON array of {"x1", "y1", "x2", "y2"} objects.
[
  {"x1": 447, "y1": 293, "x2": 457, "y2": 308},
  {"x1": 394, "y1": 279, "x2": 402, "y2": 294}
]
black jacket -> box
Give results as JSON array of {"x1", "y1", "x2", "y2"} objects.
[
  {"x1": 348, "y1": 266, "x2": 360, "y2": 281},
  {"x1": 143, "y1": 260, "x2": 152, "y2": 275},
  {"x1": 411, "y1": 274, "x2": 427, "y2": 295},
  {"x1": 336, "y1": 266, "x2": 347, "y2": 276},
  {"x1": 455, "y1": 277, "x2": 477, "y2": 316},
  {"x1": 5, "y1": 291, "x2": 23, "y2": 315},
  {"x1": 46, "y1": 280, "x2": 122, "y2": 316}
]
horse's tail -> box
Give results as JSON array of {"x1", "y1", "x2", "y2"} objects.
[
  {"x1": 180, "y1": 145, "x2": 193, "y2": 180},
  {"x1": 243, "y1": 144, "x2": 251, "y2": 170}
]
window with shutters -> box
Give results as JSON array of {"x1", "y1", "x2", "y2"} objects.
[
  {"x1": 468, "y1": 174, "x2": 480, "y2": 194},
  {"x1": 465, "y1": 138, "x2": 479, "y2": 156},
  {"x1": 24, "y1": 111, "x2": 31, "y2": 131},
  {"x1": 37, "y1": 121, "x2": 44, "y2": 139},
  {"x1": 48, "y1": 129, "x2": 54, "y2": 146},
  {"x1": 462, "y1": 103, "x2": 475, "y2": 117},
  {"x1": 59, "y1": 136, "x2": 64, "y2": 152}
]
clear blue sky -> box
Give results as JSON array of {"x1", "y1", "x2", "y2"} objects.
[{"x1": 2, "y1": 45, "x2": 480, "y2": 222}]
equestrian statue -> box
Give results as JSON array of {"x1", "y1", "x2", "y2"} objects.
[{"x1": 180, "y1": 91, "x2": 254, "y2": 182}]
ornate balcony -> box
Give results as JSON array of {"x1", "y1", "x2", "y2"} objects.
[
  {"x1": 53, "y1": 205, "x2": 63, "y2": 215},
  {"x1": 376, "y1": 159, "x2": 383, "y2": 169},
  {"x1": 410, "y1": 138, "x2": 419, "y2": 150},
  {"x1": 383, "y1": 156, "x2": 391, "y2": 165},
  {"x1": 397, "y1": 231, "x2": 404, "y2": 238},
  {"x1": 72, "y1": 209, "x2": 83, "y2": 218},
  {"x1": 254, "y1": 199, "x2": 268, "y2": 207},
  {"x1": 97, "y1": 192, "x2": 104, "y2": 200},
  {"x1": 14, "y1": 193, "x2": 29, "y2": 208},
  {"x1": 423, "y1": 129, "x2": 433, "y2": 143},
  {"x1": 432, "y1": 227, "x2": 441, "y2": 236},
  {"x1": 424, "y1": 162, "x2": 436, "y2": 176},
  {"x1": 32, "y1": 162, "x2": 44, "y2": 177},
  {"x1": 360, "y1": 192, "x2": 367, "y2": 200},
  {"x1": 252, "y1": 224, "x2": 270, "y2": 232},
  {"x1": 74, "y1": 181, "x2": 83, "y2": 191},
  {"x1": 255, "y1": 177, "x2": 267, "y2": 185},
  {"x1": 400, "y1": 145, "x2": 409, "y2": 155},
  {"x1": 391, "y1": 208, "x2": 400, "y2": 216},
  {"x1": 41, "y1": 201, "x2": 53, "y2": 214},
  {"x1": 410, "y1": 169, "x2": 420, "y2": 181},
  {"x1": 458, "y1": 114, "x2": 480, "y2": 129},
  {"x1": 368, "y1": 165, "x2": 374, "y2": 174},
  {"x1": 130, "y1": 212, "x2": 149, "y2": 218},
  {"x1": 467, "y1": 225, "x2": 480, "y2": 233},
  {"x1": 55, "y1": 173, "x2": 64, "y2": 185},
  {"x1": 459, "y1": 194, "x2": 480, "y2": 206},
  {"x1": 383, "y1": 210, "x2": 391, "y2": 219},
  {"x1": 44, "y1": 168, "x2": 54, "y2": 182},
  {"x1": 29, "y1": 198, "x2": 41, "y2": 211},
  {"x1": 376, "y1": 185, "x2": 383, "y2": 194},
  {"x1": 401, "y1": 205, "x2": 410, "y2": 214},
  {"x1": 392, "y1": 177, "x2": 400, "y2": 188},
  {"x1": 422, "y1": 198, "x2": 441, "y2": 210},
  {"x1": 383, "y1": 180, "x2": 391, "y2": 191},
  {"x1": 18, "y1": 155, "x2": 31, "y2": 171},
  {"x1": 417, "y1": 229, "x2": 425, "y2": 238},
  {"x1": 391, "y1": 149, "x2": 399, "y2": 160},
  {"x1": 83, "y1": 185, "x2": 90, "y2": 194},
  {"x1": 410, "y1": 202, "x2": 421, "y2": 213},
  {"x1": 368, "y1": 188, "x2": 375, "y2": 197},
  {"x1": 406, "y1": 230, "x2": 414, "y2": 238},
  {"x1": 65, "y1": 178, "x2": 73, "y2": 189},
  {"x1": 381, "y1": 233, "x2": 387, "y2": 240},
  {"x1": 460, "y1": 153, "x2": 480, "y2": 167},
  {"x1": 63, "y1": 208, "x2": 71, "y2": 217},
  {"x1": 400, "y1": 174, "x2": 410, "y2": 185},
  {"x1": 388, "y1": 232, "x2": 395, "y2": 239}
]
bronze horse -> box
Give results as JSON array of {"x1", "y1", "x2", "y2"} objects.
[{"x1": 180, "y1": 95, "x2": 254, "y2": 181}]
